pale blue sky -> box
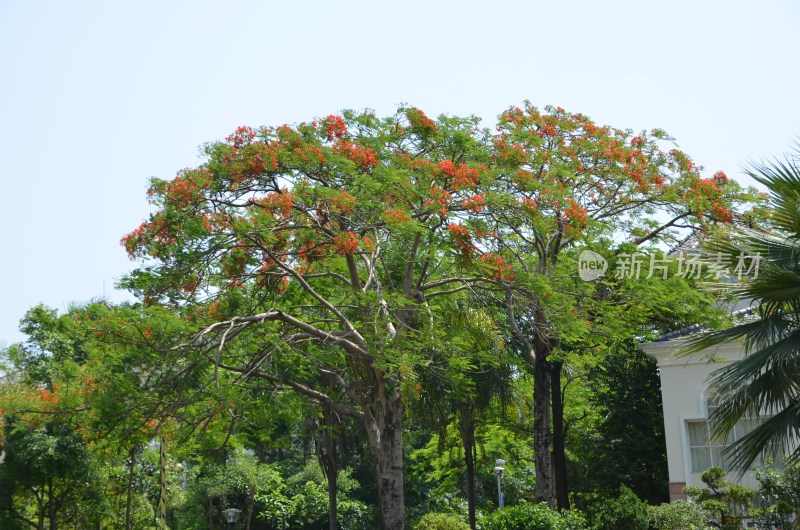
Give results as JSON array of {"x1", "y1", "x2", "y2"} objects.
[{"x1": 1, "y1": 0, "x2": 798, "y2": 345}]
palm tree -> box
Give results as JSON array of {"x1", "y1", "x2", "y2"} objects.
[{"x1": 686, "y1": 148, "x2": 800, "y2": 470}]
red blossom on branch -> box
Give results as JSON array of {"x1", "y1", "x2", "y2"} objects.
[
  {"x1": 333, "y1": 139, "x2": 378, "y2": 170},
  {"x1": 323, "y1": 115, "x2": 348, "y2": 141},
  {"x1": 331, "y1": 191, "x2": 357, "y2": 213},
  {"x1": 448, "y1": 224, "x2": 475, "y2": 260},
  {"x1": 478, "y1": 253, "x2": 515, "y2": 280},
  {"x1": 405, "y1": 107, "x2": 437, "y2": 134},
  {"x1": 333, "y1": 232, "x2": 359, "y2": 255},
  {"x1": 424, "y1": 186, "x2": 452, "y2": 216},
  {"x1": 461, "y1": 193, "x2": 487, "y2": 213}
]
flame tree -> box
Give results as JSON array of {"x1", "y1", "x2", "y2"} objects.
[
  {"x1": 121, "y1": 108, "x2": 499, "y2": 530},
  {"x1": 120, "y1": 104, "x2": 758, "y2": 523}
]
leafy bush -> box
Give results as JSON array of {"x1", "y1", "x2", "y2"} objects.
[
  {"x1": 751, "y1": 460, "x2": 800, "y2": 529},
  {"x1": 588, "y1": 485, "x2": 649, "y2": 530},
  {"x1": 481, "y1": 503, "x2": 586, "y2": 530},
  {"x1": 413, "y1": 512, "x2": 471, "y2": 530},
  {"x1": 648, "y1": 501, "x2": 712, "y2": 530}
]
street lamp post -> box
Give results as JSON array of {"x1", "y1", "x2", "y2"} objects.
[
  {"x1": 493, "y1": 459, "x2": 506, "y2": 509},
  {"x1": 222, "y1": 507, "x2": 241, "y2": 530}
]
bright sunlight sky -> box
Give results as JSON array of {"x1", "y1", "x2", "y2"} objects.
[{"x1": 1, "y1": 0, "x2": 798, "y2": 345}]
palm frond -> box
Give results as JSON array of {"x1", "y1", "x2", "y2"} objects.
[{"x1": 680, "y1": 147, "x2": 800, "y2": 469}]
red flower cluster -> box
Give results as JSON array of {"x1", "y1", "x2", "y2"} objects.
[
  {"x1": 384, "y1": 208, "x2": 412, "y2": 225},
  {"x1": 331, "y1": 191, "x2": 357, "y2": 214},
  {"x1": 563, "y1": 199, "x2": 588, "y2": 237},
  {"x1": 226, "y1": 126, "x2": 256, "y2": 147},
  {"x1": 461, "y1": 193, "x2": 486, "y2": 213},
  {"x1": 438, "y1": 160, "x2": 480, "y2": 190},
  {"x1": 424, "y1": 186, "x2": 453, "y2": 216},
  {"x1": 711, "y1": 202, "x2": 734, "y2": 223},
  {"x1": 122, "y1": 221, "x2": 148, "y2": 257},
  {"x1": 299, "y1": 242, "x2": 324, "y2": 263},
  {"x1": 255, "y1": 191, "x2": 293, "y2": 217},
  {"x1": 539, "y1": 124, "x2": 557, "y2": 137},
  {"x1": 449, "y1": 224, "x2": 475, "y2": 259},
  {"x1": 333, "y1": 232, "x2": 359, "y2": 255},
  {"x1": 478, "y1": 253, "x2": 515, "y2": 280},
  {"x1": 520, "y1": 197, "x2": 538, "y2": 213},
  {"x1": 36, "y1": 387, "x2": 58, "y2": 405},
  {"x1": 165, "y1": 175, "x2": 201, "y2": 208},
  {"x1": 405, "y1": 107, "x2": 437, "y2": 134},
  {"x1": 324, "y1": 115, "x2": 348, "y2": 141},
  {"x1": 334, "y1": 140, "x2": 378, "y2": 170}
]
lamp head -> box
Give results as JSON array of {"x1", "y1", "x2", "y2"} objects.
[
  {"x1": 493, "y1": 459, "x2": 506, "y2": 477},
  {"x1": 222, "y1": 508, "x2": 242, "y2": 523}
]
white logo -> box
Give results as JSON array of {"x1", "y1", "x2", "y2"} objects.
[{"x1": 578, "y1": 250, "x2": 608, "y2": 281}]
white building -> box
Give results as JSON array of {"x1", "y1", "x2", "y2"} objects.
[{"x1": 640, "y1": 333, "x2": 783, "y2": 501}]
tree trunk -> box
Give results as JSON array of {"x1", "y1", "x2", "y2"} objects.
[
  {"x1": 37, "y1": 489, "x2": 45, "y2": 530},
  {"x1": 246, "y1": 484, "x2": 255, "y2": 530},
  {"x1": 505, "y1": 290, "x2": 556, "y2": 507},
  {"x1": 48, "y1": 479, "x2": 57, "y2": 530},
  {"x1": 459, "y1": 406, "x2": 477, "y2": 529},
  {"x1": 317, "y1": 406, "x2": 340, "y2": 530},
  {"x1": 533, "y1": 353, "x2": 554, "y2": 506},
  {"x1": 327, "y1": 468, "x2": 338, "y2": 530},
  {"x1": 125, "y1": 446, "x2": 137, "y2": 530},
  {"x1": 365, "y1": 395, "x2": 405, "y2": 530},
  {"x1": 551, "y1": 361, "x2": 569, "y2": 510}
]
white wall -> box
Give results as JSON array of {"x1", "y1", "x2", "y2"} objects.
[{"x1": 641, "y1": 340, "x2": 751, "y2": 490}]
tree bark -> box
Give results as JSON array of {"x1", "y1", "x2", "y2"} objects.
[
  {"x1": 246, "y1": 484, "x2": 255, "y2": 530},
  {"x1": 533, "y1": 303, "x2": 555, "y2": 506},
  {"x1": 506, "y1": 290, "x2": 556, "y2": 507},
  {"x1": 551, "y1": 361, "x2": 569, "y2": 510},
  {"x1": 125, "y1": 446, "x2": 137, "y2": 530},
  {"x1": 317, "y1": 405, "x2": 339, "y2": 530},
  {"x1": 533, "y1": 353, "x2": 554, "y2": 506},
  {"x1": 47, "y1": 479, "x2": 57, "y2": 530},
  {"x1": 459, "y1": 406, "x2": 477, "y2": 529},
  {"x1": 37, "y1": 488, "x2": 45, "y2": 530},
  {"x1": 365, "y1": 395, "x2": 405, "y2": 530}
]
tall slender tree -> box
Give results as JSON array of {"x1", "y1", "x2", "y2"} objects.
[{"x1": 490, "y1": 103, "x2": 755, "y2": 506}]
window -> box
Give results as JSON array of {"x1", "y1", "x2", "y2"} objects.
[
  {"x1": 687, "y1": 396, "x2": 783, "y2": 473},
  {"x1": 688, "y1": 420, "x2": 723, "y2": 472}
]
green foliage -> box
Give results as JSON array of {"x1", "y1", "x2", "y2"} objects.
[
  {"x1": 570, "y1": 343, "x2": 669, "y2": 504},
  {"x1": 413, "y1": 512, "x2": 471, "y2": 530},
  {"x1": 251, "y1": 460, "x2": 375, "y2": 530},
  {"x1": 587, "y1": 485, "x2": 649, "y2": 530},
  {"x1": 411, "y1": 423, "x2": 535, "y2": 505},
  {"x1": 750, "y1": 459, "x2": 800, "y2": 529},
  {"x1": 647, "y1": 501, "x2": 712, "y2": 530},
  {"x1": 0, "y1": 420, "x2": 112, "y2": 528},
  {"x1": 481, "y1": 503, "x2": 586, "y2": 530}
]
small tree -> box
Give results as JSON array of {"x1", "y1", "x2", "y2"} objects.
[{"x1": 683, "y1": 467, "x2": 755, "y2": 530}]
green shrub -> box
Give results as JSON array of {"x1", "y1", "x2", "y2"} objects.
[
  {"x1": 482, "y1": 503, "x2": 586, "y2": 530},
  {"x1": 648, "y1": 501, "x2": 712, "y2": 530},
  {"x1": 588, "y1": 485, "x2": 648, "y2": 530},
  {"x1": 413, "y1": 512, "x2": 471, "y2": 530}
]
